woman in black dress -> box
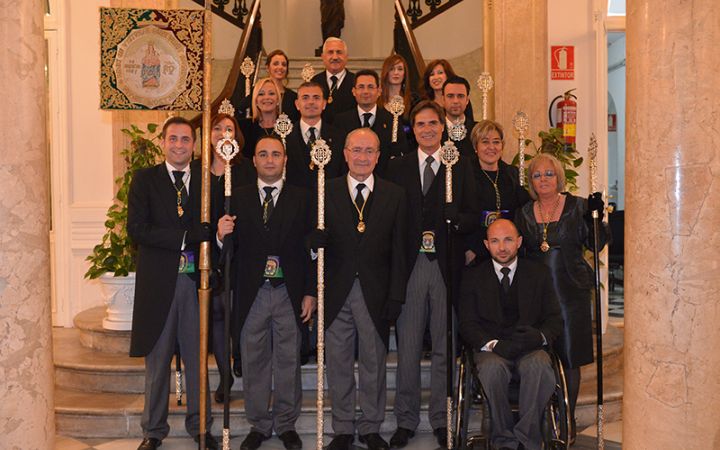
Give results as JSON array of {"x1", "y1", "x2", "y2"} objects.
[
  {"x1": 265, "y1": 49, "x2": 299, "y2": 122},
  {"x1": 514, "y1": 153, "x2": 608, "y2": 439},
  {"x1": 464, "y1": 120, "x2": 530, "y2": 265},
  {"x1": 238, "y1": 77, "x2": 282, "y2": 159},
  {"x1": 209, "y1": 112, "x2": 255, "y2": 403}
]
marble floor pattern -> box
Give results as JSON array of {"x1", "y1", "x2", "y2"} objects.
[{"x1": 56, "y1": 423, "x2": 623, "y2": 449}]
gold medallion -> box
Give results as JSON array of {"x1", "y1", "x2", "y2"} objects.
[
  {"x1": 540, "y1": 240, "x2": 550, "y2": 252},
  {"x1": 328, "y1": 96, "x2": 334, "y2": 104},
  {"x1": 357, "y1": 221, "x2": 366, "y2": 233},
  {"x1": 177, "y1": 206, "x2": 184, "y2": 217}
]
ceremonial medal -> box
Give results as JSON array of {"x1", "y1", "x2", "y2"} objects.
[
  {"x1": 357, "y1": 221, "x2": 366, "y2": 233},
  {"x1": 177, "y1": 205, "x2": 184, "y2": 217},
  {"x1": 540, "y1": 240, "x2": 550, "y2": 252},
  {"x1": 328, "y1": 96, "x2": 333, "y2": 104},
  {"x1": 537, "y1": 194, "x2": 562, "y2": 254}
]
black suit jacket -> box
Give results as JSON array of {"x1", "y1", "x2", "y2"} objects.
[
  {"x1": 323, "y1": 176, "x2": 407, "y2": 346},
  {"x1": 458, "y1": 258, "x2": 563, "y2": 351},
  {"x1": 128, "y1": 161, "x2": 203, "y2": 357},
  {"x1": 284, "y1": 121, "x2": 345, "y2": 191},
  {"x1": 228, "y1": 183, "x2": 316, "y2": 332},
  {"x1": 385, "y1": 152, "x2": 480, "y2": 296},
  {"x1": 312, "y1": 70, "x2": 357, "y2": 124},
  {"x1": 334, "y1": 107, "x2": 409, "y2": 176}
]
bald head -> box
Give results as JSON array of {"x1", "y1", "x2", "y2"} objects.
[{"x1": 484, "y1": 219, "x2": 522, "y2": 266}]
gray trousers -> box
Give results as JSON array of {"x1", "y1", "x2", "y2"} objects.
[
  {"x1": 474, "y1": 349, "x2": 555, "y2": 450},
  {"x1": 141, "y1": 274, "x2": 212, "y2": 439},
  {"x1": 394, "y1": 254, "x2": 448, "y2": 430},
  {"x1": 240, "y1": 282, "x2": 302, "y2": 436},
  {"x1": 326, "y1": 278, "x2": 387, "y2": 435}
]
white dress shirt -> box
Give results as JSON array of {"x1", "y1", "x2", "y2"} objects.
[
  {"x1": 300, "y1": 119, "x2": 323, "y2": 145},
  {"x1": 417, "y1": 148, "x2": 441, "y2": 192}
]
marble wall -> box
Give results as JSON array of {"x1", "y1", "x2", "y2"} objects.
[
  {"x1": 0, "y1": 0, "x2": 56, "y2": 447},
  {"x1": 624, "y1": 0, "x2": 720, "y2": 447}
]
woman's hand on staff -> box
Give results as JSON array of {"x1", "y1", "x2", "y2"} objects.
[
  {"x1": 216, "y1": 214, "x2": 236, "y2": 241},
  {"x1": 301, "y1": 295, "x2": 317, "y2": 323}
]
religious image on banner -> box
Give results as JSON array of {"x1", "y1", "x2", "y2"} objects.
[{"x1": 100, "y1": 8, "x2": 204, "y2": 110}]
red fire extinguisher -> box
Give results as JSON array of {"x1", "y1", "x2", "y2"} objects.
[{"x1": 549, "y1": 88, "x2": 577, "y2": 147}]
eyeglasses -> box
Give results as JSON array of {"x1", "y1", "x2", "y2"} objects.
[{"x1": 531, "y1": 170, "x2": 557, "y2": 180}]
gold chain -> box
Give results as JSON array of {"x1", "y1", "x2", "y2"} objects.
[
  {"x1": 481, "y1": 168, "x2": 501, "y2": 211},
  {"x1": 537, "y1": 194, "x2": 561, "y2": 251}
]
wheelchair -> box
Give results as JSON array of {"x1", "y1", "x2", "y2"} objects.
[{"x1": 453, "y1": 343, "x2": 571, "y2": 450}]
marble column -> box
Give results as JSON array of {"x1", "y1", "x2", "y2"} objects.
[
  {"x1": 624, "y1": 1, "x2": 720, "y2": 448},
  {"x1": 0, "y1": 0, "x2": 56, "y2": 448},
  {"x1": 485, "y1": 0, "x2": 548, "y2": 159}
]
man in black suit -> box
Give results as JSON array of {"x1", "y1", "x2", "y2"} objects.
[
  {"x1": 284, "y1": 81, "x2": 345, "y2": 191},
  {"x1": 127, "y1": 117, "x2": 217, "y2": 450},
  {"x1": 216, "y1": 136, "x2": 316, "y2": 450},
  {"x1": 385, "y1": 100, "x2": 479, "y2": 448},
  {"x1": 311, "y1": 37, "x2": 356, "y2": 123},
  {"x1": 310, "y1": 128, "x2": 407, "y2": 450},
  {"x1": 459, "y1": 219, "x2": 563, "y2": 450},
  {"x1": 442, "y1": 76, "x2": 477, "y2": 157},
  {"x1": 334, "y1": 69, "x2": 408, "y2": 176}
]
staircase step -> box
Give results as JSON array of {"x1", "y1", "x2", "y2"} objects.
[
  {"x1": 54, "y1": 327, "x2": 427, "y2": 394},
  {"x1": 55, "y1": 388, "x2": 441, "y2": 439}
]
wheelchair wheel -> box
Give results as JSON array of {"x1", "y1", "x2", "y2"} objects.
[{"x1": 543, "y1": 353, "x2": 571, "y2": 449}]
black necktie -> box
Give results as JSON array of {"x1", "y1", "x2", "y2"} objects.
[
  {"x1": 262, "y1": 186, "x2": 275, "y2": 225},
  {"x1": 500, "y1": 267, "x2": 511, "y2": 293},
  {"x1": 172, "y1": 170, "x2": 188, "y2": 209},
  {"x1": 308, "y1": 126, "x2": 317, "y2": 146},
  {"x1": 422, "y1": 156, "x2": 435, "y2": 196},
  {"x1": 355, "y1": 183, "x2": 366, "y2": 210},
  {"x1": 362, "y1": 112, "x2": 372, "y2": 128},
  {"x1": 330, "y1": 75, "x2": 338, "y2": 93}
]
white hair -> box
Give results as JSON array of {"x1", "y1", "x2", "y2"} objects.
[{"x1": 322, "y1": 37, "x2": 347, "y2": 54}]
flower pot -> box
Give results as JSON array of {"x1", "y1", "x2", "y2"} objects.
[{"x1": 100, "y1": 272, "x2": 136, "y2": 331}]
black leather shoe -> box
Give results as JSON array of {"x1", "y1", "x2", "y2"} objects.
[
  {"x1": 279, "y1": 430, "x2": 303, "y2": 449},
  {"x1": 433, "y1": 428, "x2": 448, "y2": 448},
  {"x1": 326, "y1": 434, "x2": 354, "y2": 450},
  {"x1": 389, "y1": 427, "x2": 415, "y2": 448},
  {"x1": 241, "y1": 431, "x2": 269, "y2": 450},
  {"x1": 359, "y1": 433, "x2": 389, "y2": 450},
  {"x1": 194, "y1": 432, "x2": 218, "y2": 449},
  {"x1": 137, "y1": 437, "x2": 161, "y2": 450}
]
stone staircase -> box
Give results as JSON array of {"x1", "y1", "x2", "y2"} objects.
[{"x1": 54, "y1": 306, "x2": 623, "y2": 439}]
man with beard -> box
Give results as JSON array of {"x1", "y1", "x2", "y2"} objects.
[
  {"x1": 458, "y1": 219, "x2": 562, "y2": 450},
  {"x1": 442, "y1": 76, "x2": 477, "y2": 157}
]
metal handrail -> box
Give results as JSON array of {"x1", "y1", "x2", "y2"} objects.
[
  {"x1": 393, "y1": 0, "x2": 426, "y2": 80},
  {"x1": 408, "y1": 0, "x2": 464, "y2": 29},
  {"x1": 190, "y1": 0, "x2": 261, "y2": 128}
]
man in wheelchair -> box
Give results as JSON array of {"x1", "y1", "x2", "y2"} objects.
[{"x1": 459, "y1": 219, "x2": 562, "y2": 450}]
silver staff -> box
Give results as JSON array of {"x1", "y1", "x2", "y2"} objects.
[
  {"x1": 274, "y1": 113, "x2": 293, "y2": 182},
  {"x1": 476, "y1": 72, "x2": 494, "y2": 121},
  {"x1": 310, "y1": 138, "x2": 332, "y2": 450},
  {"x1": 387, "y1": 94, "x2": 405, "y2": 143},
  {"x1": 240, "y1": 56, "x2": 255, "y2": 99},
  {"x1": 512, "y1": 111, "x2": 529, "y2": 187},
  {"x1": 439, "y1": 139, "x2": 460, "y2": 449}
]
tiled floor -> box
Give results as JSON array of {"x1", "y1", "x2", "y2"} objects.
[{"x1": 56, "y1": 425, "x2": 623, "y2": 449}]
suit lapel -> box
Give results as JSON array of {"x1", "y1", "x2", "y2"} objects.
[
  {"x1": 273, "y1": 187, "x2": 297, "y2": 244},
  {"x1": 362, "y1": 179, "x2": 389, "y2": 240},
  {"x1": 329, "y1": 179, "x2": 358, "y2": 239},
  {"x1": 481, "y1": 263, "x2": 503, "y2": 324}
]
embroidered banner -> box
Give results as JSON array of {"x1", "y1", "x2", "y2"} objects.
[{"x1": 100, "y1": 8, "x2": 204, "y2": 110}]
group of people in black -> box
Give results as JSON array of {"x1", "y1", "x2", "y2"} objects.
[{"x1": 128, "y1": 37, "x2": 607, "y2": 450}]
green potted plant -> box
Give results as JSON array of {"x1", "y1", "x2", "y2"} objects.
[{"x1": 84, "y1": 123, "x2": 163, "y2": 330}]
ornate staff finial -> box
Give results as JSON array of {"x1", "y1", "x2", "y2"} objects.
[
  {"x1": 218, "y1": 98, "x2": 235, "y2": 116},
  {"x1": 588, "y1": 133, "x2": 598, "y2": 193},
  {"x1": 448, "y1": 121, "x2": 467, "y2": 142},
  {"x1": 512, "y1": 111, "x2": 530, "y2": 187},
  {"x1": 274, "y1": 113, "x2": 293, "y2": 181},
  {"x1": 476, "y1": 72, "x2": 494, "y2": 120},
  {"x1": 301, "y1": 63, "x2": 316, "y2": 83},
  {"x1": 387, "y1": 95, "x2": 405, "y2": 143},
  {"x1": 440, "y1": 140, "x2": 460, "y2": 203},
  {"x1": 215, "y1": 129, "x2": 241, "y2": 196},
  {"x1": 240, "y1": 56, "x2": 255, "y2": 96}
]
